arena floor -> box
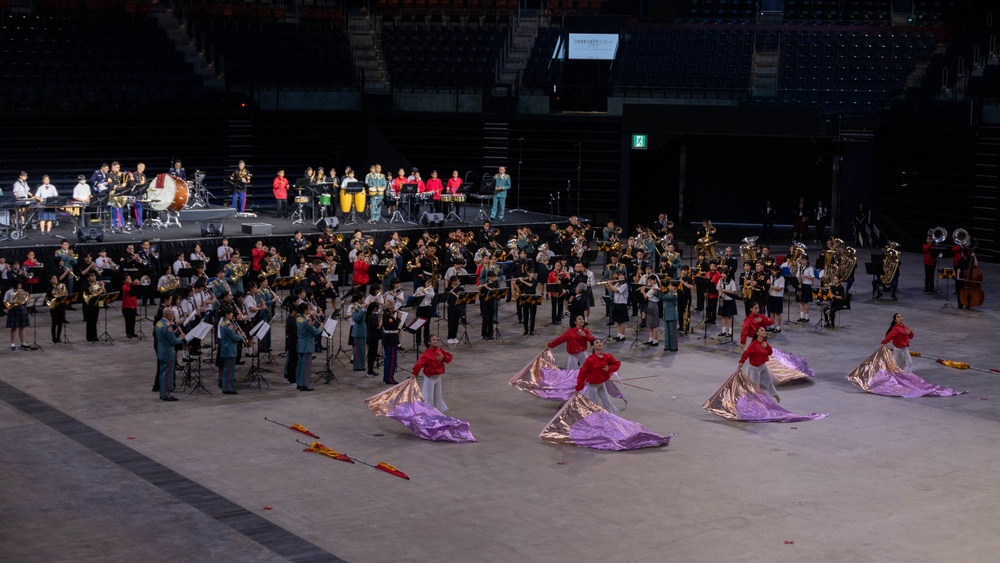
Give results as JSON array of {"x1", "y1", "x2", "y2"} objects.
[{"x1": 2, "y1": 246, "x2": 998, "y2": 563}]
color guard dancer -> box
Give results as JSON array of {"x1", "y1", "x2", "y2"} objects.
[
  {"x1": 411, "y1": 335, "x2": 453, "y2": 412},
  {"x1": 881, "y1": 313, "x2": 915, "y2": 373},
  {"x1": 739, "y1": 326, "x2": 780, "y2": 403},
  {"x1": 547, "y1": 315, "x2": 596, "y2": 370},
  {"x1": 575, "y1": 339, "x2": 621, "y2": 413}
]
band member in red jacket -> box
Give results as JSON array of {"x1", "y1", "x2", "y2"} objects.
[
  {"x1": 575, "y1": 339, "x2": 621, "y2": 413},
  {"x1": 881, "y1": 313, "x2": 915, "y2": 373},
  {"x1": 739, "y1": 326, "x2": 779, "y2": 402},
  {"x1": 921, "y1": 235, "x2": 937, "y2": 293},
  {"x1": 547, "y1": 315, "x2": 595, "y2": 369},
  {"x1": 412, "y1": 335, "x2": 453, "y2": 412},
  {"x1": 739, "y1": 301, "x2": 774, "y2": 346}
]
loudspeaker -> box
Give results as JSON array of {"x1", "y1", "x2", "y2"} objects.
[
  {"x1": 318, "y1": 216, "x2": 340, "y2": 231},
  {"x1": 421, "y1": 213, "x2": 445, "y2": 227},
  {"x1": 77, "y1": 227, "x2": 104, "y2": 243},
  {"x1": 200, "y1": 222, "x2": 224, "y2": 237}
]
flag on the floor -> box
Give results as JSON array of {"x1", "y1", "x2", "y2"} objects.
[
  {"x1": 539, "y1": 393, "x2": 673, "y2": 451},
  {"x1": 365, "y1": 378, "x2": 475, "y2": 443},
  {"x1": 508, "y1": 350, "x2": 625, "y2": 405},
  {"x1": 848, "y1": 345, "x2": 966, "y2": 398},
  {"x1": 703, "y1": 369, "x2": 828, "y2": 423}
]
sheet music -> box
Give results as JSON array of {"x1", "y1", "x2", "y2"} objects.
[
  {"x1": 408, "y1": 317, "x2": 426, "y2": 331},
  {"x1": 323, "y1": 318, "x2": 338, "y2": 337},
  {"x1": 398, "y1": 311, "x2": 409, "y2": 326},
  {"x1": 187, "y1": 321, "x2": 213, "y2": 342},
  {"x1": 253, "y1": 321, "x2": 270, "y2": 340}
]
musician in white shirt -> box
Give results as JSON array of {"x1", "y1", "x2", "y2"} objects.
[
  {"x1": 72, "y1": 175, "x2": 91, "y2": 204},
  {"x1": 12, "y1": 172, "x2": 31, "y2": 199},
  {"x1": 34, "y1": 175, "x2": 58, "y2": 235},
  {"x1": 217, "y1": 238, "x2": 233, "y2": 267},
  {"x1": 767, "y1": 264, "x2": 785, "y2": 333},
  {"x1": 794, "y1": 255, "x2": 817, "y2": 323}
]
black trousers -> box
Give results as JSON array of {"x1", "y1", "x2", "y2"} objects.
[
  {"x1": 83, "y1": 303, "x2": 99, "y2": 341},
  {"x1": 521, "y1": 304, "x2": 537, "y2": 334},
  {"x1": 284, "y1": 337, "x2": 298, "y2": 383},
  {"x1": 924, "y1": 263, "x2": 936, "y2": 291},
  {"x1": 447, "y1": 304, "x2": 461, "y2": 339},
  {"x1": 550, "y1": 297, "x2": 563, "y2": 324},
  {"x1": 366, "y1": 336, "x2": 380, "y2": 373},
  {"x1": 415, "y1": 305, "x2": 433, "y2": 346},
  {"x1": 123, "y1": 308, "x2": 137, "y2": 337},
  {"x1": 705, "y1": 297, "x2": 718, "y2": 323},
  {"x1": 50, "y1": 308, "x2": 65, "y2": 342}
]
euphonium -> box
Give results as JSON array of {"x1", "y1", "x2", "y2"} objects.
[
  {"x1": 158, "y1": 274, "x2": 180, "y2": 294},
  {"x1": 5, "y1": 289, "x2": 30, "y2": 310},
  {"x1": 929, "y1": 226, "x2": 947, "y2": 244},
  {"x1": 46, "y1": 284, "x2": 68, "y2": 308},
  {"x1": 880, "y1": 241, "x2": 900, "y2": 284},
  {"x1": 837, "y1": 245, "x2": 858, "y2": 280},
  {"x1": 789, "y1": 241, "x2": 807, "y2": 264}
]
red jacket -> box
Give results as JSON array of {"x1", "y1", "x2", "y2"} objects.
[
  {"x1": 251, "y1": 247, "x2": 267, "y2": 271},
  {"x1": 922, "y1": 243, "x2": 937, "y2": 266},
  {"x1": 548, "y1": 327, "x2": 595, "y2": 355},
  {"x1": 447, "y1": 177, "x2": 462, "y2": 194},
  {"x1": 413, "y1": 345, "x2": 452, "y2": 377},
  {"x1": 391, "y1": 176, "x2": 407, "y2": 195},
  {"x1": 881, "y1": 325, "x2": 913, "y2": 348},
  {"x1": 740, "y1": 313, "x2": 774, "y2": 345},
  {"x1": 576, "y1": 352, "x2": 621, "y2": 391},
  {"x1": 353, "y1": 260, "x2": 370, "y2": 285},
  {"x1": 740, "y1": 339, "x2": 772, "y2": 367},
  {"x1": 121, "y1": 283, "x2": 138, "y2": 310},
  {"x1": 706, "y1": 270, "x2": 721, "y2": 298},
  {"x1": 272, "y1": 176, "x2": 289, "y2": 199},
  {"x1": 424, "y1": 178, "x2": 444, "y2": 200}
]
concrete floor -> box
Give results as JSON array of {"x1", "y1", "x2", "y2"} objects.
[{"x1": 2, "y1": 247, "x2": 999, "y2": 563}]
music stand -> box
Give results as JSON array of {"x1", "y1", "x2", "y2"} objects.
[
  {"x1": 53, "y1": 293, "x2": 77, "y2": 344},
  {"x1": 864, "y1": 261, "x2": 885, "y2": 302},
  {"x1": 455, "y1": 291, "x2": 478, "y2": 346},
  {"x1": 313, "y1": 316, "x2": 339, "y2": 385},
  {"x1": 484, "y1": 288, "x2": 507, "y2": 341},
  {"x1": 599, "y1": 295, "x2": 616, "y2": 343},
  {"x1": 97, "y1": 291, "x2": 120, "y2": 343},
  {"x1": 244, "y1": 320, "x2": 271, "y2": 389},
  {"x1": 401, "y1": 183, "x2": 419, "y2": 224},
  {"x1": 181, "y1": 322, "x2": 213, "y2": 396},
  {"x1": 937, "y1": 268, "x2": 958, "y2": 310},
  {"x1": 24, "y1": 294, "x2": 47, "y2": 350},
  {"x1": 692, "y1": 277, "x2": 716, "y2": 342},
  {"x1": 474, "y1": 194, "x2": 492, "y2": 222}
]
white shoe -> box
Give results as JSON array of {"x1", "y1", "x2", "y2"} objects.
[{"x1": 774, "y1": 326, "x2": 781, "y2": 333}]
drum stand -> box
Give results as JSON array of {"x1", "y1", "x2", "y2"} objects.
[
  {"x1": 389, "y1": 199, "x2": 407, "y2": 225},
  {"x1": 313, "y1": 198, "x2": 330, "y2": 226},
  {"x1": 344, "y1": 193, "x2": 362, "y2": 226},
  {"x1": 290, "y1": 200, "x2": 306, "y2": 224},
  {"x1": 445, "y1": 200, "x2": 464, "y2": 223}
]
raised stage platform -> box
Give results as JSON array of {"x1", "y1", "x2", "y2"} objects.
[{"x1": 0, "y1": 204, "x2": 566, "y2": 266}]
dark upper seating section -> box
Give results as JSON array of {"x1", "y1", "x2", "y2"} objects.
[
  {"x1": 682, "y1": 0, "x2": 958, "y2": 25},
  {"x1": 0, "y1": 11, "x2": 212, "y2": 111},
  {"x1": 380, "y1": 20, "x2": 507, "y2": 87},
  {"x1": 375, "y1": 0, "x2": 518, "y2": 15},
  {"x1": 778, "y1": 29, "x2": 936, "y2": 112},
  {"x1": 184, "y1": 14, "x2": 356, "y2": 87},
  {"x1": 617, "y1": 28, "x2": 754, "y2": 93},
  {"x1": 522, "y1": 27, "x2": 561, "y2": 86}
]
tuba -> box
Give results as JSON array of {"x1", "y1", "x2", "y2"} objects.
[
  {"x1": 4, "y1": 289, "x2": 30, "y2": 310},
  {"x1": 695, "y1": 222, "x2": 718, "y2": 260},
  {"x1": 739, "y1": 236, "x2": 759, "y2": 264},
  {"x1": 929, "y1": 226, "x2": 947, "y2": 244},
  {"x1": 45, "y1": 284, "x2": 68, "y2": 308},
  {"x1": 953, "y1": 228, "x2": 970, "y2": 247},
  {"x1": 138, "y1": 275, "x2": 151, "y2": 286},
  {"x1": 880, "y1": 241, "x2": 900, "y2": 284}
]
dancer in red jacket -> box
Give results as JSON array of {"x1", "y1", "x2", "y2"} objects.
[
  {"x1": 575, "y1": 339, "x2": 621, "y2": 413},
  {"x1": 412, "y1": 335, "x2": 453, "y2": 412},
  {"x1": 881, "y1": 313, "x2": 915, "y2": 372},
  {"x1": 739, "y1": 326, "x2": 779, "y2": 402},
  {"x1": 547, "y1": 315, "x2": 596, "y2": 369}
]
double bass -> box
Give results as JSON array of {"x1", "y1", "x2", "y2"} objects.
[{"x1": 958, "y1": 242, "x2": 984, "y2": 308}]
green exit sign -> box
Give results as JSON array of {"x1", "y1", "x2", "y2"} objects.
[{"x1": 632, "y1": 134, "x2": 647, "y2": 150}]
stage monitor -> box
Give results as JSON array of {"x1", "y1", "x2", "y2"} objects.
[{"x1": 567, "y1": 33, "x2": 619, "y2": 60}]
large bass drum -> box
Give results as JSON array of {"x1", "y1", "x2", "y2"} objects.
[{"x1": 147, "y1": 173, "x2": 189, "y2": 212}]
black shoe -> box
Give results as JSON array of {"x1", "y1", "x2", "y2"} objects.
[
  {"x1": 385, "y1": 380, "x2": 398, "y2": 385},
  {"x1": 366, "y1": 371, "x2": 377, "y2": 377},
  {"x1": 299, "y1": 387, "x2": 314, "y2": 392},
  {"x1": 523, "y1": 331, "x2": 529, "y2": 336},
  {"x1": 530, "y1": 331, "x2": 537, "y2": 336},
  {"x1": 222, "y1": 390, "x2": 238, "y2": 395},
  {"x1": 161, "y1": 396, "x2": 178, "y2": 401}
]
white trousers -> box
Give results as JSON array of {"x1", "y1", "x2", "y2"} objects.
[
  {"x1": 890, "y1": 345, "x2": 913, "y2": 373},
  {"x1": 566, "y1": 351, "x2": 588, "y2": 370},
  {"x1": 421, "y1": 375, "x2": 448, "y2": 412},
  {"x1": 583, "y1": 382, "x2": 619, "y2": 414},
  {"x1": 746, "y1": 363, "x2": 778, "y2": 397}
]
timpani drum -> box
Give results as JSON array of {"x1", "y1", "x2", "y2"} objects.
[
  {"x1": 147, "y1": 173, "x2": 189, "y2": 212},
  {"x1": 453, "y1": 194, "x2": 466, "y2": 203},
  {"x1": 318, "y1": 193, "x2": 332, "y2": 207},
  {"x1": 339, "y1": 188, "x2": 352, "y2": 213},
  {"x1": 440, "y1": 194, "x2": 454, "y2": 203}
]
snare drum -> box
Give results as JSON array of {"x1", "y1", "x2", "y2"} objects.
[
  {"x1": 294, "y1": 195, "x2": 311, "y2": 204},
  {"x1": 440, "y1": 194, "x2": 454, "y2": 203},
  {"x1": 318, "y1": 193, "x2": 332, "y2": 207}
]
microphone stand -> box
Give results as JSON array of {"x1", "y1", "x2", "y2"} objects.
[{"x1": 510, "y1": 137, "x2": 527, "y2": 213}]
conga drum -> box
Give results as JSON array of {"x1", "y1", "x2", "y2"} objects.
[
  {"x1": 353, "y1": 190, "x2": 366, "y2": 213},
  {"x1": 339, "y1": 188, "x2": 352, "y2": 213}
]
